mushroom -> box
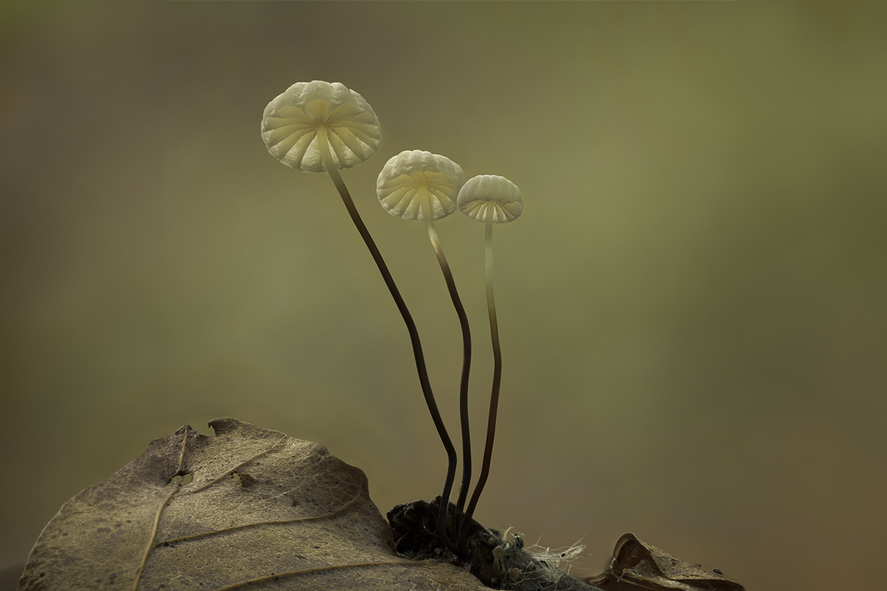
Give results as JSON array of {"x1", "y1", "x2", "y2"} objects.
[
  {"x1": 261, "y1": 80, "x2": 380, "y2": 173},
  {"x1": 456, "y1": 175, "x2": 523, "y2": 520},
  {"x1": 376, "y1": 150, "x2": 474, "y2": 517},
  {"x1": 261, "y1": 83, "x2": 459, "y2": 549}
]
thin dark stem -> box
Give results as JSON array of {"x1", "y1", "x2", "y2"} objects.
[
  {"x1": 316, "y1": 126, "x2": 458, "y2": 552},
  {"x1": 465, "y1": 216, "x2": 501, "y2": 519},
  {"x1": 422, "y1": 204, "x2": 472, "y2": 521}
]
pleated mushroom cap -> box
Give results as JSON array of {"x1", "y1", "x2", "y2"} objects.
[
  {"x1": 261, "y1": 81, "x2": 381, "y2": 173},
  {"x1": 456, "y1": 175, "x2": 523, "y2": 223},
  {"x1": 376, "y1": 150, "x2": 464, "y2": 221}
]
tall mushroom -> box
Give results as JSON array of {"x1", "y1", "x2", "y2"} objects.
[
  {"x1": 456, "y1": 174, "x2": 523, "y2": 523},
  {"x1": 376, "y1": 150, "x2": 474, "y2": 523},
  {"x1": 261, "y1": 83, "x2": 459, "y2": 550}
]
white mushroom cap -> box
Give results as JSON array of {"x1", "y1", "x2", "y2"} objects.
[
  {"x1": 376, "y1": 150, "x2": 464, "y2": 221},
  {"x1": 456, "y1": 175, "x2": 523, "y2": 223},
  {"x1": 261, "y1": 80, "x2": 381, "y2": 173}
]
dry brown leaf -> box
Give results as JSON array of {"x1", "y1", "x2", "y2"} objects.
[
  {"x1": 18, "y1": 418, "x2": 488, "y2": 591},
  {"x1": 586, "y1": 533, "x2": 745, "y2": 591}
]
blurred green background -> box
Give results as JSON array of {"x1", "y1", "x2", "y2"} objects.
[{"x1": 1, "y1": 2, "x2": 885, "y2": 590}]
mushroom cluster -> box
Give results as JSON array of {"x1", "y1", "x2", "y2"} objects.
[{"x1": 261, "y1": 81, "x2": 523, "y2": 553}]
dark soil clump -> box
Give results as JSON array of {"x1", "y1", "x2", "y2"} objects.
[{"x1": 388, "y1": 498, "x2": 599, "y2": 591}]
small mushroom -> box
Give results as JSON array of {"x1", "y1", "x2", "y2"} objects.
[
  {"x1": 377, "y1": 150, "x2": 474, "y2": 516},
  {"x1": 261, "y1": 80, "x2": 380, "y2": 173},
  {"x1": 261, "y1": 84, "x2": 459, "y2": 550},
  {"x1": 457, "y1": 174, "x2": 523, "y2": 224},
  {"x1": 456, "y1": 175, "x2": 523, "y2": 518}
]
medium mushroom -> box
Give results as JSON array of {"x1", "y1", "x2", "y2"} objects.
[
  {"x1": 261, "y1": 83, "x2": 459, "y2": 549},
  {"x1": 456, "y1": 174, "x2": 523, "y2": 521},
  {"x1": 376, "y1": 150, "x2": 474, "y2": 518}
]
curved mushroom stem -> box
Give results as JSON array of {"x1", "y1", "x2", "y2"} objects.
[
  {"x1": 316, "y1": 125, "x2": 459, "y2": 552},
  {"x1": 464, "y1": 211, "x2": 502, "y2": 520},
  {"x1": 419, "y1": 192, "x2": 473, "y2": 525}
]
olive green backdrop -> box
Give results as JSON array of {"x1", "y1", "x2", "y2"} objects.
[{"x1": 1, "y1": 2, "x2": 884, "y2": 590}]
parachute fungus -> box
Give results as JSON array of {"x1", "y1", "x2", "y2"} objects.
[
  {"x1": 260, "y1": 80, "x2": 380, "y2": 174},
  {"x1": 376, "y1": 150, "x2": 474, "y2": 519},
  {"x1": 456, "y1": 174, "x2": 523, "y2": 521},
  {"x1": 260, "y1": 83, "x2": 459, "y2": 550}
]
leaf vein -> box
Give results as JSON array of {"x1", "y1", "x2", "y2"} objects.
[
  {"x1": 132, "y1": 428, "x2": 190, "y2": 591},
  {"x1": 156, "y1": 493, "x2": 363, "y2": 546},
  {"x1": 213, "y1": 560, "x2": 422, "y2": 591}
]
